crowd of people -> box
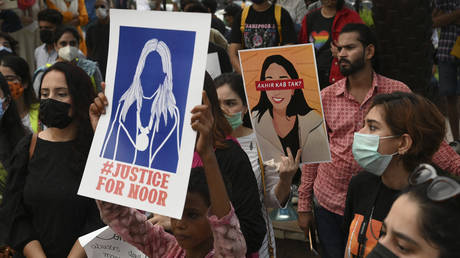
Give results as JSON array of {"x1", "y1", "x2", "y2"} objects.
[{"x1": 0, "y1": 0, "x2": 459, "y2": 257}]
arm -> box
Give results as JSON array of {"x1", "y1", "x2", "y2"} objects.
[
  {"x1": 192, "y1": 91, "x2": 231, "y2": 218},
  {"x1": 228, "y1": 11, "x2": 243, "y2": 74},
  {"x1": 432, "y1": 140, "x2": 460, "y2": 176},
  {"x1": 280, "y1": 8, "x2": 297, "y2": 45},
  {"x1": 77, "y1": 0, "x2": 88, "y2": 26},
  {"x1": 96, "y1": 201, "x2": 175, "y2": 257},
  {"x1": 23, "y1": 240, "x2": 46, "y2": 258},
  {"x1": 297, "y1": 163, "x2": 319, "y2": 233},
  {"x1": 432, "y1": 8, "x2": 460, "y2": 27},
  {"x1": 67, "y1": 240, "x2": 86, "y2": 258},
  {"x1": 298, "y1": 14, "x2": 309, "y2": 43},
  {"x1": 191, "y1": 91, "x2": 246, "y2": 256},
  {"x1": 228, "y1": 43, "x2": 242, "y2": 74}
]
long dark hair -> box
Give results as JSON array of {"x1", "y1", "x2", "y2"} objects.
[
  {"x1": 0, "y1": 55, "x2": 38, "y2": 110},
  {"x1": 0, "y1": 73, "x2": 26, "y2": 156},
  {"x1": 252, "y1": 55, "x2": 312, "y2": 122},
  {"x1": 203, "y1": 72, "x2": 232, "y2": 149},
  {"x1": 40, "y1": 62, "x2": 96, "y2": 171},
  {"x1": 214, "y1": 72, "x2": 252, "y2": 128},
  {"x1": 403, "y1": 175, "x2": 460, "y2": 258}
]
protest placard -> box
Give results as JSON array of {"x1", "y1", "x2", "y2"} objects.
[
  {"x1": 79, "y1": 226, "x2": 148, "y2": 258},
  {"x1": 238, "y1": 44, "x2": 331, "y2": 165},
  {"x1": 78, "y1": 9, "x2": 211, "y2": 219}
]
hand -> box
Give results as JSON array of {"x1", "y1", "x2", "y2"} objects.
[
  {"x1": 89, "y1": 84, "x2": 108, "y2": 131},
  {"x1": 148, "y1": 214, "x2": 171, "y2": 231},
  {"x1": 278, "y1": 147, "x2": 301, "y2": 183},
  {"x1": 297, "y1": 211, "x2": 314, "y2": 234},
  {"x1": 330, "y1": 41, "x2": 339, "y2": 58},
  {"x1": 191, "y1": 91, "x2": 214, "y2": 158},
  {"x1": 95, "y1": 200, "x2": 126, "y2": 225}
]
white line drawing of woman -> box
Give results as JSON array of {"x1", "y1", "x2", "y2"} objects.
[{"x1": 101, "y1": 38, "x2": 180, "y2": 168}]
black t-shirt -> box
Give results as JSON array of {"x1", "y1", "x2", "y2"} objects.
[
  {"x1": 215, "y1": 140, "x2": 266, "y2": 254},
  {"x1": 343, "y1": 172, "x2": 400, "y2": 258},
  {"x1": 4, "y1": 137, "x2": 104, "y2": 258},
  {"x1": 307, "y1": 9, "x2": 334, "y2": 73},
  {"x1": 278, "y1": 116, "x2": 299, "y2": 157},
  {"x1": 230, "y1": 4, "x2": 296, "y2": 49},
  {"x1": 278, "y1": 117, "x2": 301, "y2": 184},
  {"x1": 86, "y1": 21, "x2": 110, "y2": 78}
]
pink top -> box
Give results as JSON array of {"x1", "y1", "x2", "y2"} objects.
[
  {"x1": 100, "y1": 203, "x2": 246, "y2": 258},
  {"x1": 298, "y1": 72, "x2": 460, "y2": 215}
]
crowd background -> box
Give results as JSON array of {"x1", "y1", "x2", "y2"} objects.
[{"x1": 0, "y1": 0, "x2": 458, "y2": 258}]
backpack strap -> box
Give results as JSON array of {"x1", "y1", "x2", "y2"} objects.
[
  {"x1": 240, "y1": 5, "x2": 251, "y2": 48},
  {"x1": 29, "y1": 133, "x2": 38, "y2": 160},
  {"x1": 274, "y1": 4, "x2": 282, "y2": 45}
]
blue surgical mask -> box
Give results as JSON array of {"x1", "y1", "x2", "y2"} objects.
[
  {"x1": 352, "y1": 132, "x2": 399, "y2": 176},
  {"x1": 0, "y1": 97, "x2": 7, "y2": 120},
  {"x1": 225, "y1": 112, "x2": 243, "y2": 130}
]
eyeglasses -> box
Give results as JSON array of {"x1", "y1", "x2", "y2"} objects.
[{"x1": 409, "y1": 163, "x2": 460, "y2": 201}]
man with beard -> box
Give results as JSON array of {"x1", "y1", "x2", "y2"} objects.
[
  {"x1": 298, "y1": 0, "x2": 362, "y2": 89},
  {"x1": 297, "y1": 23, "x2": 460, "y2": 258},
  {"x1": 34, "y1": 9, "x2": 63, "y2": 69},
  {"x1": 228, "y1": 0, "x2": 296, "y2": 73}
]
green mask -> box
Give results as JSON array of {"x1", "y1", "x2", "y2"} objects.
[{"x1": 225, "y1": 112, "x2": 243, "y2": 130}]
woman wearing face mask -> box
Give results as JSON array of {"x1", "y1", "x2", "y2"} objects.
[
  {"x1": 215, "y1": 72, "x2": 300, "y2": 258},
  {"x1": 367, "y1": 163, "x2": 460, "y2": 258},
  {"x1": 0, "y1": 62, "x2": 104, "y2": 257},
  {"x1": 46, "y1": 0, "x2": 89, "y2": 55},
  {"x1": 343, "y1": 92, "x2": 446, "y2": 258},
  {"x1": 33, "y1": 26, "x2": 103, "y2": 96},
  {"x1": 0, "y1": 55, "x2": 40, "y2": 133},
  {"x1": 0, "y1": 32, "x2": 17, "y2": 56}
]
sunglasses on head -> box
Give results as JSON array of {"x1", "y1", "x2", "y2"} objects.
[{"x1": 409, "y1": 164, "x2": 460, "y2": 201}]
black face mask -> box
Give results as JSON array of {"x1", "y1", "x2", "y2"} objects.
[
  {"x1": 39, "y1": 98, "x2": 73, "y2": 129},
  {"x1": 40, "y1": 29, "x2": 54, "y2": 44},
  {"x1": 367, "y1": 243, "x2": 399, "y2": 258}
]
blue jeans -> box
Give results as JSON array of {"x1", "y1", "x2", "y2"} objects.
[
  {"x1": 314, "y1": 203, "x2": 346, "y2": 258},
  {"x1": 438, "y1": 61, "x2": 460, "y2": 96}
]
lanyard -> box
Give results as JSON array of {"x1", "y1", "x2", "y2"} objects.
[{"x1": 357, "y1": 180, "x2": 382, "y2": 257}]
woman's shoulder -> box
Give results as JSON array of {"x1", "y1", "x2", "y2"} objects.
[
  {"x1": 298, "y1": 110, "x2": 323, "y2": 131},
  {"x1": 349, "y1": 171, "x2": 380, "y2": 189}
]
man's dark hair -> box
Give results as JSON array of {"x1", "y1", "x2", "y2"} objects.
[
  {"x1": 223, "y1": 3, "x2": 241, "y2": 17},
  {"x1": 336, "y1": 0, "x2": 345, "y2": 10},
  {"x1": 202, "y1": 0, "x2": 217, "y2": 13},
  {"x1": 340, "y1": 23, "x2": 379, "y2": 71},
  {"x1": 184, "y1": 1, "x2": 208, "y2": 13},
  {"x1": 37, "y1": 9, "x2": 63, "y2": 25}
]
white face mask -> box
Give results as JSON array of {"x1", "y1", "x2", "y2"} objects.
[
  {"x1": 96, "y1": 7, "x2": 108, "y2": 19},
  {"x1": 0, "y1": 46, "x2": 12, "y2": 53},
  {"x1": 58, "y1": 45, "x2": 79, "y2": 61}
]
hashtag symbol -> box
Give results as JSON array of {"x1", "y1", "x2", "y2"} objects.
[{"x1": 101, "y1": 161, "x2": 114, "y2": 175}]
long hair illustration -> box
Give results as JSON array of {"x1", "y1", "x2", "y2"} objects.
[{"x1": 101, "y1": 38, "x2": 180, "y2": 168}]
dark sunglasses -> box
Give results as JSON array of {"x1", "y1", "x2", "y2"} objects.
[{"x1": 409, "y1": 163, "x2": 460, "y2": 201}]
